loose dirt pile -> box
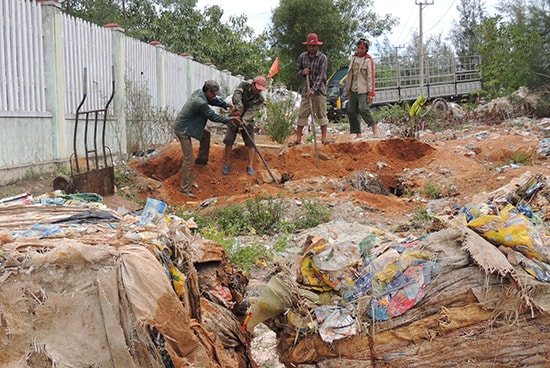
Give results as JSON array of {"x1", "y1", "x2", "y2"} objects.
[{"x1": 128, "y1": 120, "x2": 550, "y2": 224}]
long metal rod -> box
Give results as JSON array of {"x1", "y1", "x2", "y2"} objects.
[
  {"x1": 241, "y1": 127, "x2": 277, "y2": 183},
  {"x1": 74, "y1": 67, "x2": 88, "y2": 173},
  {"x1": 306, "y1": 74, "x2": 320, "y2": 169}
]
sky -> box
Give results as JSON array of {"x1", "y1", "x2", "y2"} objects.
[{"x1": 195, "y1": 0, "x2": 499, "y2": 55}]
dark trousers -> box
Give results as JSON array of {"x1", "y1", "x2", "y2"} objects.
[{"x1": 178, "y1": 130, "x2": 210, "y2": 192}]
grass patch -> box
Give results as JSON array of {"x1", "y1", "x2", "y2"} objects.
[
  {"x1": 177, "y1": 196, "x2": 332, "y2": 272},
  {"x1": 423, "y1": 180, "x2": 443, "y2": 199},
  {"x1": 411, "y1": 206, "x2": 434, "y2": 230},
  {"x1": 506, "y1": 150, "x2": 532, "y2": 165},
  {"x1": 190, "y1": 196, "x2": 332, "y2": 236}
]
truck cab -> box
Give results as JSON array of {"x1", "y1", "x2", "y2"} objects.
[{"x1": 326, "y1": 66, "x2": 349, "y2": 121}]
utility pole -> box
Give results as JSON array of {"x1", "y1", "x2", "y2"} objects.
[
  {"x1": 416, "y1": 0, "x2": 433, "y2": 89},
  {"x1": 394, "y1": 45, "x2": 405, "y2": 93}
]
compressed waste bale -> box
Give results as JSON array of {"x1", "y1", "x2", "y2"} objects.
[
  {"x1": 0, "y1": 200, "x2": 255, "y2": 368},
  {"x1": 250, "y1": 227, "x2": 550, "y2": 367}
]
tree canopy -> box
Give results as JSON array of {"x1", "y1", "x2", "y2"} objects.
[
  {"x1": 58, "y1": 0, "x2": 549, "y2": 97},
  {"x1": 269, "y1": 0, "x2": 396, "y2": 90},
  {"x1": 478, "y1": 0, "x2": 549, "y2": 95}
]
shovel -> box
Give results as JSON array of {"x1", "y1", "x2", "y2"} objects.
[
  {"x1": 241, "y1": 125, "x2": 278, "y2": 183},
  {"x1": 306, "y1": 74, "x2": 320, "y2": 169}
]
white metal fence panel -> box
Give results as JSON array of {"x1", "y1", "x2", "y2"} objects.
[
  {"x1": 0, "y1": 0, "x2": 253, "y2": 184},
  {"x1": 165, "y1": 52, "x2": 190, "y2": 114},
  {"x1": 62, "y1": 14, "x2": 114, "y2": 116},
  {"x1": 126, "y1": 37, "x2": 158, "y2": 108},
  {"x1": 0, "y1": 0, "x2": 46, "y2": 113}
]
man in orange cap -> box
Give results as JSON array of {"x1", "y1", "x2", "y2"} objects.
[
  {"x1": 222, "y1": 75, "x2": 267, "y2": 176},
  {"x1": 290, "y1": 33, "x2": 330, "y2": 146}
]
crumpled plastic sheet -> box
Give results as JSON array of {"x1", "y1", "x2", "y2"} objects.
[
  {"x1": 293, "y1": 236, "x2": 435, "y2": 341},
  {"x1": 315, "y1": 305, "x2": 357, "y2": 343},
  {"x1": 464, "y1": 202, "x2": 550, "y2": 280}
]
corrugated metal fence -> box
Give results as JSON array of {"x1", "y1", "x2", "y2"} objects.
[
  {"x1": 0, "y1": 0, "x2": 243, "y2": 185},
  {"x1": 0, "y1": 0, "x2": 46, "y2": 113}
]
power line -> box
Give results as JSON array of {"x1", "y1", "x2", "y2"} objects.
[
  {"x1": 416, "y1": 0, "x2": 434, "y2": 88},
  {"x1": 426, "y1": 0, "x2": 457, "y2": 34},
  {"x1": 394, "y1": 3, "x2": 418, "y2": 45}
]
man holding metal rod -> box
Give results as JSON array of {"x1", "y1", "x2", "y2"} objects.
[
  {"x1": 289, "y1": 32, "x2": 330, "y2": 147},
  {"x1": 222, "y1": 76, "x2": 267, "y2": 176}
]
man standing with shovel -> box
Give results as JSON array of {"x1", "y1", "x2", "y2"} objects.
[{"x1": 289, "y1": 32, "x2": 330, "y2": 147}]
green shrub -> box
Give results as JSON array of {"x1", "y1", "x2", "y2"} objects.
[
  {"x1": 411, "y1": 206, "x2": 434, "y2": 229},
  {"x1": 292, "y1": 198, "x2": 332, "y2": 230},
  {"x1": 423, "y1": 180, "x2": 443, "y2": 199},
  {"x1": 263, "y1": 90, "x2": 299, "y2": 144}
]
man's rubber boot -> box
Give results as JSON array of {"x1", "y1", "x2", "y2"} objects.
[{"x1": 372, "y1": 124, "x2": 379, "y2": 138}]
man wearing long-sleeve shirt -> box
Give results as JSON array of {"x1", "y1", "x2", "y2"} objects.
[
  {"x1": 174, "y1": 80, "x2": 241, "y2": 198},
  {"x1": 222, "y1": 76, "x2": 267, "y2": 176},
  {"x1": 290, "y1": 33, "x2": 329, "y2": 146}
]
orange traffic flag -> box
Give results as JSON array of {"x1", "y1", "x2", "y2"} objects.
[{"x1": 268, "y1": 57, "x2": 280, "y2": 78}]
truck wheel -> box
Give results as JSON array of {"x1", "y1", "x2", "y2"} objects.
[{"x1": 432, "y1": 98, "x2": 448, "y2": 112}]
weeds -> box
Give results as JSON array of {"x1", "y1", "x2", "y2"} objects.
[
  {"x1": 193, "y1": 196, "x2": 331, "y2": 237},
  {"x1": 411, "y1": 206, "x2": 434, "y2": 230},
  {"x1": 506, "y1": 150, "x2": 532, "y2": 165},
  {"x1": 292, "y1": 198, "x2": 332, "y2": 229},
  {"x1": 124, "y1": 80, "x2": 175, "y2": 158},
  {"x1": 227, "y1": 240, "x2": 271, "y2": 273},
  {"x1": 113, "y1": 166, "x2": 146, "y2": 206},
  {"x1": 183, "y1": 196, "x2": 331, "y2": 272},
  {"x1": 423, "y1": 180, "x2": 443, "y2": 199}
]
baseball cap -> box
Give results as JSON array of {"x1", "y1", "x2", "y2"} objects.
[
  {"x1": 253, "y1": 76, "x2": 267, "y2": 91},
  {"x1": 204, "y1": 80, "x2": 221, "y2": 96}
]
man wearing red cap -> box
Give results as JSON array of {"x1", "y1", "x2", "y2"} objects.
[
  {"x1": 222, "y1": 76, "x2": 267, "y2": 176},
  {"x1": 290, "y1": 33, "x2": 329, "y2": 146}
]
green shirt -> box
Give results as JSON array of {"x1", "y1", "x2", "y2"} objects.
[
  {"x1": 174, "y1": 89, "x2": 231, "y2": 140},
  {"x1": 232, "y1": 81, "x2": 265, "y2": 125}
]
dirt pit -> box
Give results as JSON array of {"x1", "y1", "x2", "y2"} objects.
[{"x1": 128, "y1": 124, "x2": 550, "y2": 223}]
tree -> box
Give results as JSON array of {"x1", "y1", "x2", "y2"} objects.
[
  {"x1": 478, "y1": 0, "x2": 549, "y2": 94},
  {"x1": 60, "y1": 0, "x2": 125, "y2": 25},
  {"x1": 159, "y1": 5, "x2": 270, "y2": 78},
  {"x1": 450, "y1": 0, "x2": 486, "y2": 66},
  {"x1": 269, "y1": 0, "x2": 396, "y2": 91}
]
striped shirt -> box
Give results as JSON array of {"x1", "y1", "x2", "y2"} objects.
[{"x1": 296, "y1": 50, "x2": 328, "y2": 97}]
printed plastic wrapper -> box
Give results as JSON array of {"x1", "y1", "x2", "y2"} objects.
[
  {"x1": 467, "y1": 204, "x2": 546, "y2": 262},
  {"x1": 140, "y1": 198, "x2": 167, "y2": 226}
]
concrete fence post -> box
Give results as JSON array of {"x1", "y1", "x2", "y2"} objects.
[
  {"x1": 150, "y1": 41, "x2": 166, "y2": 109},
  {"x1": 104, "y1": 23, "x2": 127, "y2": 158},
  {"x1": 38, "y1": 0, "x2": 66, "y2": 160}
]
